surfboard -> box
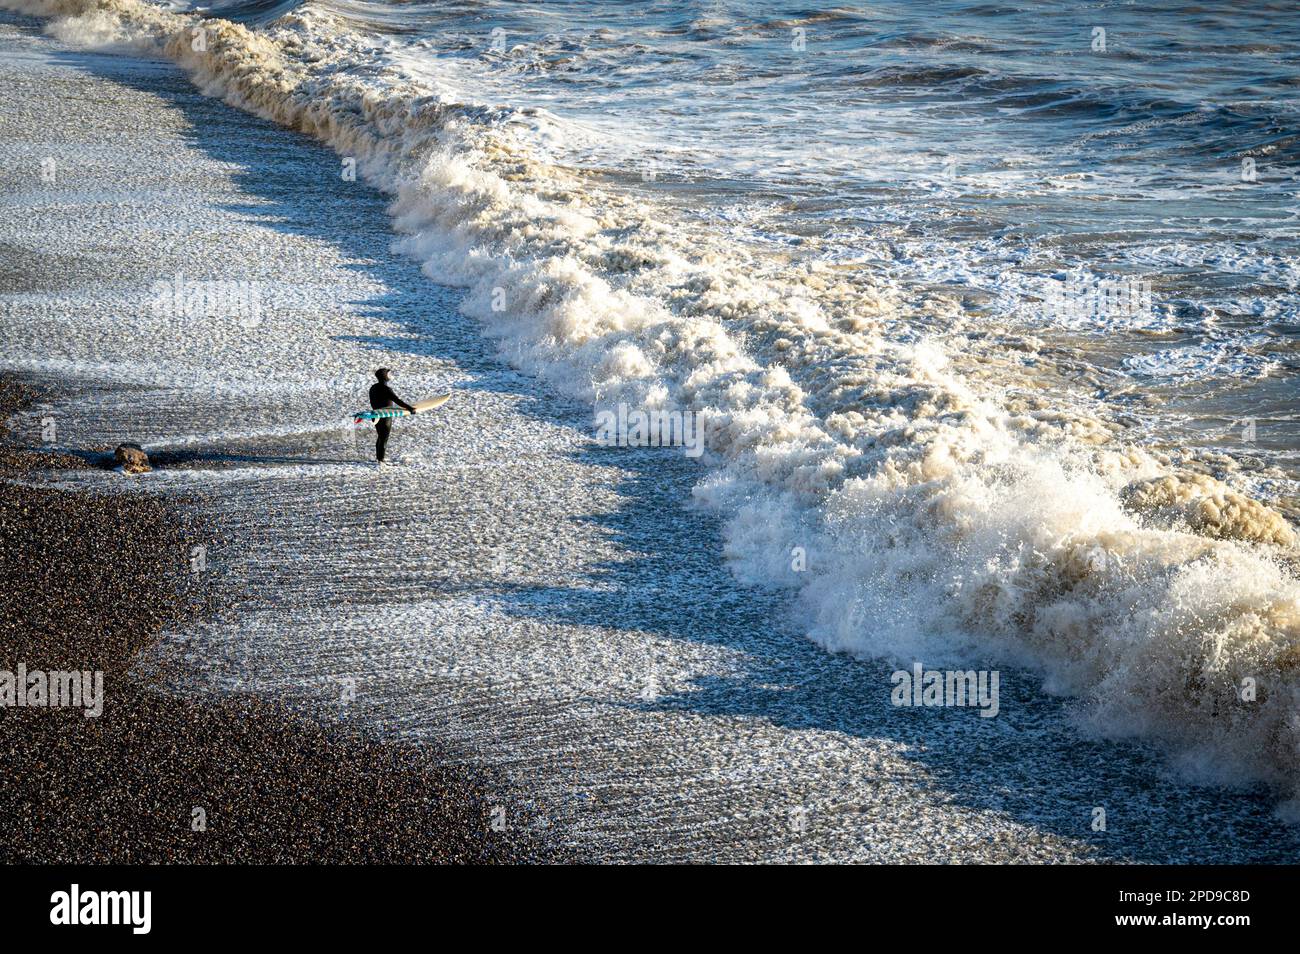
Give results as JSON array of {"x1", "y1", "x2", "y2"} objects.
[
  {"x1": 412, "y1": 394, "x2": 452, "y2": 413},
  {"x1": 353, "y1": 392, "x2": 450, "y2": 423}
]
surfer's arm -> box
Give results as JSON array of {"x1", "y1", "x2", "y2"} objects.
[{"x1": 377, "y1": 384, "x2": 416, "y2": 414}]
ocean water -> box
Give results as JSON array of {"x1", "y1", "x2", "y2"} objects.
[{"x1": 7, "y1": 0, "x2": 1300, "y2": 810}]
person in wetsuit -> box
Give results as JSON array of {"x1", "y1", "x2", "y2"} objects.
[{"x1": 368, "y1": 367, "x2": 416, "y2": 462}]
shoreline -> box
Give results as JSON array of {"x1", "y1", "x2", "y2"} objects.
[
  {"x1": 0, "y1": 374, "x2": 562, "y2": 863},
  {"x1": 4, "y1": 7, "x2": 1300, "y2": 864}
]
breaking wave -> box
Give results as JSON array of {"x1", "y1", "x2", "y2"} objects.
[{"x1": 11, "y1": 0, "x2": 1300, "y2": 808}]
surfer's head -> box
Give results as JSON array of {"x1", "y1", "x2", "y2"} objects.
[{"x1": 375, "y1": 368, "x2": 391, "y2": 382}]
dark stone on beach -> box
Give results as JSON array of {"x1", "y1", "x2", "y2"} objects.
[{"x1": 114, "y1": 442, "x2": 151, "y2": 474}]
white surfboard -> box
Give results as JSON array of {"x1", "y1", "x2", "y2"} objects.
[{"x1": 412, "y1": 394, "x2": 451, "y2": 413}]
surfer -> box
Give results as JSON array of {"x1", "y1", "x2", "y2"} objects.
[{"x1": 368, "y1": 367, "x2": 416, "y2": 463}]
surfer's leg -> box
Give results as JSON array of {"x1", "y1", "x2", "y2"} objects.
[{"x1": 375, "y1": 419, "x2": 392, "y2": 461}]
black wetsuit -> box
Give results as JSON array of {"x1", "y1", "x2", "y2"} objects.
[{"x1": 368, "y1": 382, "x2": 415, "y2": 462}]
